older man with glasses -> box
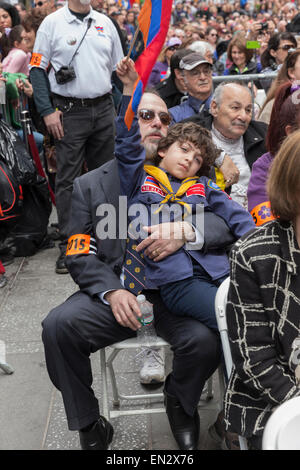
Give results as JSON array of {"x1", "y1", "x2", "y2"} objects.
[{"x1": 168, "y1": 52, "x2": 214, "y2": 124}]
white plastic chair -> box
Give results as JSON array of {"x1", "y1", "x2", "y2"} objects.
[
  {"x1": 262, "y1": 396, "x2": 300, "y2": 450},
  {"x1": 100, "y1": 336, "x2": 214, "y2": 421},
  {"x1": 215, "y1": 277, "x2": 248, "y2": 450}
]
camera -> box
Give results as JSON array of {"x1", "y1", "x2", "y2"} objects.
[{"x1": 55, "y1": 66, "x2": 76, "y2": 85}]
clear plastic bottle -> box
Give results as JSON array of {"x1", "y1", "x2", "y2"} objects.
[{"x1": 136, "y1": 294, "x2": 157, "y2": 347}]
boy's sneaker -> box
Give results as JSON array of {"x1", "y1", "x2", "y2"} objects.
[
  {"x1": 139, "y1": 347, "x2": 165, "y2": 384},
  {"x1": 0, "y1": 274, "x2": 8, "y2": 288}
]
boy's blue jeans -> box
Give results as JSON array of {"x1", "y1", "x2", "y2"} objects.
[
  {"x1": 17, "y1": 129, "x2": 44, "y2": 154},
  {"x1": 160, "y1": 262, "x2": 228, "y2": 331}
]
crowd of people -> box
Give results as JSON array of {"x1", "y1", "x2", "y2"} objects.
[{"x1": 1, "y1": 0, "x2": 300, "y2": 452}]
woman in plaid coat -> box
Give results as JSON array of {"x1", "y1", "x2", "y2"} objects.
[{"x1": 224, "y1": 129, "x2": 300, "y2": 449}]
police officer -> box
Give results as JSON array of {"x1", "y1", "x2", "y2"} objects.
[{"x1": 29, "y1": 0, "x2": 124, "y2": 273}]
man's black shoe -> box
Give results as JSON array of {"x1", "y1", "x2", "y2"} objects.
[
  {"x1": 164, "y1": 388, "x2": 200, "y2": 450},
  {"x1": 79, "y1": 416, "x2": 114, "y2": 450},
  {"x1": 55, "y1": 252, "x2": 68, "y2": 274}
]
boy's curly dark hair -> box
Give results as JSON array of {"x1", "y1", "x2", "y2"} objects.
[{"x1": 153, "y1": 122, "x2": 221, "y2": 177}]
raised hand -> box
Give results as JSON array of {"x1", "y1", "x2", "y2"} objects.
[{"x1": 116, "y1": 57, "x2": 138, "y2": 95}]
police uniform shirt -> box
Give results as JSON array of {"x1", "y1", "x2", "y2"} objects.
[{"x1": 30, "y1": 5, "x2": 124, "y2": 98}]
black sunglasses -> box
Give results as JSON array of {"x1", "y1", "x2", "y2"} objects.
[
  {"x1": 35, "y1": 1, "x2": 44, "y2": 5},
  {"x1": 279, "y1": 44, "x2": 295, "y2": 51},
  {"x1": 138, "y1": 109, "x2": 171, "y2": 126}
]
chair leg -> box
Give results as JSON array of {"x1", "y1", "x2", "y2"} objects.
[
  {"x1": 106, "y1": 349, "x2": 121, "y2": 408},
  {"x1": 206, "y1": 375, "x2": 214, "y2": 400},
  {"x1": 100, "y1": 349, "x2": 110, "y2": 421}
]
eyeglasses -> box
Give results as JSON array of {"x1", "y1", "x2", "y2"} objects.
[
  {"x1": 138, "y1": 109, "x2": 171, "y2": 126},
  {"x1": 278, "y1": 44, "x2": 295, "y2": 51},
  {"x1": 167, "y1": 45, "x2": 179, "y2": 51},
  {"x1": 34, "y1": 1, "x2": 44, "y2": 6}
]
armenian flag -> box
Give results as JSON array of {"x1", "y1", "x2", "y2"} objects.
[{"x1": 124, "y1": 0, "x2": 173, "y2": 129}]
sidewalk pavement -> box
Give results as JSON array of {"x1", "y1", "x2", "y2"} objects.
[{"x1": 0, "y1": 215, "x2": 222, "y2": 451}]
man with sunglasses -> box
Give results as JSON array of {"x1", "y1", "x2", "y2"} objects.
[{"x1": 41, "y1": 58, "x2": 235, "y2": 450}]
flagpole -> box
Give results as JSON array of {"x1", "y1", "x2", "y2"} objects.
[{"x1": 126, "y1": 26, "x2": 140, "y2": 61}]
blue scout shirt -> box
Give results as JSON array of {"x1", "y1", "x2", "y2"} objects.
[
  {"x1": 169, "y1": 94, "x2": 212, "y2": 124},
  {"x1": 116, "y1": 97, "x2": 255, "y2": 289}
]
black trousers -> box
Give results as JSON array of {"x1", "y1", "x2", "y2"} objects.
[{"x1": 42, "y1": 290, "x2": 221, "y2": 430}]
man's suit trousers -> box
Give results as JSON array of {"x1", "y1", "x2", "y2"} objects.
[{"x1": 42, "y1": 290, "x2": 221, "y2": 430}]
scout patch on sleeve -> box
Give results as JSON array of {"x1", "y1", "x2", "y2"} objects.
[
  {"x1": 207, "y1": 179, "x2": 222, "y2": 191},
  {"x1": 30, "y1": 53, "x2": 43, "y2": 67},
  {"x1": 207, "y1": 179, "x2": 231, "y2": 199},
  {"x1": 141, "y1": 175, "x2": 165, "y2": 197},
  {"x1": 186, "y1": 183, "x2": 205, "y2": 198},
  {"x1": 66, "y1": 234, "x2": 91, "y2": 255},
  {"x1": 250, "y1": 201, "x2": 275, "y2": 226}
]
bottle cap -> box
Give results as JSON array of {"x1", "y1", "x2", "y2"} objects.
[{"x1": 137, "y1": 294, "x2": 146, "y2": 303}]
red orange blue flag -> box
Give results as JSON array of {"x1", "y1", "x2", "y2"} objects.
[{"x1": 124, "y1": 0, "x2": 173, "y2": 130}]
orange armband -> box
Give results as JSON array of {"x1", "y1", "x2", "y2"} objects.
[
  {"x1": 30, "y1": 53, "x2": 43, "y2": 67},
  {"x1": 250, "y1": 201, "x2": 275, "y2": 226},
  {"x1": 66, "y1": 234, "x2": 91, "y2": 256}
]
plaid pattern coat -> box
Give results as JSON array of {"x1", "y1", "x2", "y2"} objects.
[{"x1": 224, "y1": 220, "x2": 300, "y2": 438}]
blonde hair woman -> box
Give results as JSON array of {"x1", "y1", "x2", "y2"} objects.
[{"x1": 224, "y1": 129, "x2": 300, "y2": 449}]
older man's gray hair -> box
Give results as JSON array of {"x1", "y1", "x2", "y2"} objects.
[
  {"x1": 209, "y1": 81, "x2": 252, "y2": 112},
  {"x1": 283, "y1": 2, "x2": 297, "y2": 11}
]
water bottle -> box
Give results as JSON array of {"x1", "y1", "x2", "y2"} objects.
[{"x1": 136, "y1": 295, "x2": 157, "y2": 347}]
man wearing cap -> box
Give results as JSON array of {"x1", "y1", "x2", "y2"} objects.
[
  {"x1": 168, "y1": 52, "x2": 214, "y2": 124},
  {"x1": 155, "y1": 48, "x2": 191, "y2": 109}
]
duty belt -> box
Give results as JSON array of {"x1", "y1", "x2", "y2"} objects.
[{"x1": 52, "y1": 93, "x2": 111, "y2": 108}]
